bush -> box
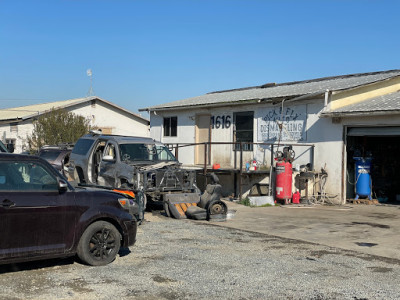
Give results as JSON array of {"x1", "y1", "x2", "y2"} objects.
[
  {"x1": 28, "y1": 108, "x2": 90, "y2": 152},
  {"x1": 238, "y1": 198, "x2": 251, "y2": 206}
]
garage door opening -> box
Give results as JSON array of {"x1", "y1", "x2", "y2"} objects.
[{"x1": 346, "y1": 127, "x2": 400, "y2": 204}]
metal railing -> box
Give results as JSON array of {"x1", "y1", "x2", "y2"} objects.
[{"x1": 166, "y1": 141, "x2": 315, "y2": 199}]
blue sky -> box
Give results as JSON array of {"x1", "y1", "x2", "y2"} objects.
[{"x1": 1, "y1": 0, "x2": 399, "y2": 117}]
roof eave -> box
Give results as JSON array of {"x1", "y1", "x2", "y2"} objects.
[
  {"x1": 139, "y1": 98, "x2": 270, "y2": 112},
  {"x1": 0, "y1": 118, "x2": 23, "y2": 125},
  {"x1": 321, "y1": 110, "x2": 400, "y2": 118},
  {"x1": 140, "y1": 92, "x2": 324, "y2": 112}
]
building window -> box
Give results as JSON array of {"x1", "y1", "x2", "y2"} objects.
[
  {"x1": 10, "y1": 123, "x2": 18, "y2": 133},
  {"x1": 163, "y1": 117, "x2": 177, "y2": 137},
  {"x1": 233, "y1": 111, "x2": 254, "y2": 151},
  {"x1": 6, "y1": 139, "x2": 16, "y2": 153}
]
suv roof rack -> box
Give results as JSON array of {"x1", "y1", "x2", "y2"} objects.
[{"x1": 41, "y1": 143, "x2": 74, "y2": 150}]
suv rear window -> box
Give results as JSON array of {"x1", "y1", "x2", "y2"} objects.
[
  {"x1": 72, "y1": 139, "x2": 95, "y2": 155},
  {"x1": 39, "y1": 150, "x2": 62, "y2": 160}
]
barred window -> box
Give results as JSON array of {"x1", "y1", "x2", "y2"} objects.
[{"x1": 233, "y1": 112, "x2": 253, "y2": 151}]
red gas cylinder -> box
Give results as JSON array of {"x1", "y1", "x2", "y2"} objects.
[
  {"x1": 275, "y1": 161, "x2": 293, "y2": 203},
  {"x1": 292, "y1": 191, "x2": 300, "y2": 204}
]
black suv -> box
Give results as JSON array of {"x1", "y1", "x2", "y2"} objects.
[
  {"x1": 68, "y1": 131, "x2": 200, "y2": 207},
  {"x1": 0, "y1": 153, "x2": 138, "y2": 266}
]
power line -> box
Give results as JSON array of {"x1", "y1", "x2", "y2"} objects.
[{"x1": 0, "y1": 98, "x2": 54, "y2": 101}]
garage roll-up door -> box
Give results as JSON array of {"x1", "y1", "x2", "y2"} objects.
[{"x1": 347, "y1": 126, "x2": 400, "y2": 136}]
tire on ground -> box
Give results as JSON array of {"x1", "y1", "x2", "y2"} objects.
[
  {"x1": 77, "y1": 221, "x2": 121, "y2": 266},
  {"x1": 164, "y1": 202, "x2": 171, "y2": 217}
]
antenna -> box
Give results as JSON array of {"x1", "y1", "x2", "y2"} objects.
[{"x1": 86, "y1": 69, "x2": 95, "y2": 97}]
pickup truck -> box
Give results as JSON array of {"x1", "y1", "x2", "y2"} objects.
[{"x1": 68, "y1": 131, "x2": 200, "y2": 214}]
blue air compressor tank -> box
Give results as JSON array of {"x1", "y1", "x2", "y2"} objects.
[{"x1": 353, "y1": 157, "x2": 372, "y2": 200}]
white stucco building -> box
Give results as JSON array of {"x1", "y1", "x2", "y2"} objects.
[
  {"x1": 0, "y1": 96, "x2": 149, "y2": 153},
  {"x1": 140, "y1": 70, "x2": 400, "y2": 205}
]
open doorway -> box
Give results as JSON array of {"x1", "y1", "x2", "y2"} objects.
[{"x1": 346, "y1": 127, "x2": 400, "y2": 204}]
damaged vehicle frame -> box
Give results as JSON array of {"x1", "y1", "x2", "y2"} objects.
[{"x1": 68, "y1": 131, "x2": 200, "y2": 207}]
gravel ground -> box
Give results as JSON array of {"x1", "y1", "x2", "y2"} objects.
[{"x1": 1, "y1": 211, "x2": 400, "y2": 300}]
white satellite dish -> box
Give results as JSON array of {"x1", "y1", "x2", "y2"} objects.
[{"x1": 87, "y1": 69, "x2": 92, "y2": 77}]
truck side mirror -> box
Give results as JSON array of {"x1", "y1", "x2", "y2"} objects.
[{"x1": 58, "y1": 179, "x2": 68, "y2": 193}]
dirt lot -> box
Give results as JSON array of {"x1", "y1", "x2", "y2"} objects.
[{"x1": 1, "y1": 210, "x2": 400, "y2": 300}]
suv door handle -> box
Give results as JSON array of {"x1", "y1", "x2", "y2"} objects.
[{"x1": 1, "y1": 199, "x2": 15, "y2": 208}]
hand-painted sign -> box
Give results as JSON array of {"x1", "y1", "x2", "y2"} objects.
[{"x1": 257, "y1": 106, "x2": 306, "y2": 141}]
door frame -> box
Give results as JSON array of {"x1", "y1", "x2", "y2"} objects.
[{"x1": 195, "y1": 114, "x2": 211, "y2": 165}]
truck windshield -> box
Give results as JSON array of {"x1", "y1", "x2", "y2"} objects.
[{"x1": 119, "y1": 143, "x2": 177, "y2": 162}]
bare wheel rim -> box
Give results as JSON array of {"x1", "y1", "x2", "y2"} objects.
[
  {"x1": 88, "y1": 228, "x2": 117, "y2": 260},
  {"x1": 210, "y1": 203, "x2": 224, "y2": 214}
]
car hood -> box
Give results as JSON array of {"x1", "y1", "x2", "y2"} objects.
[
  {"x1": 74, "y1": 185, "x2": 125, "y2": 195},
  {"x1": 125, "y1": 161, "x2": 180, "y2": 171}
]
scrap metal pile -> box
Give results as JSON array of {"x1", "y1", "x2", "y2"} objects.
[
  {"x1": 67, "y1": 131, "x2": 228, "y2": 222},
  {"x1": 164, "y1": 176, "x2": 228, "y2": 221}
]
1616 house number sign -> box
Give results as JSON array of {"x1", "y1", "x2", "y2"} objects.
[{"x1": 211, "y1": 115, "x2": 231, "y2": 129}]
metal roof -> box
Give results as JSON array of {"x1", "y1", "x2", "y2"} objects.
[
  {"x1": 0, "y1": 97, "x2": 149, "y2": 123},
  {"x1": 321, "y1": 90, "x2": 400, "y2": 117},
  {"x1": 140, "y1": 69, "x2": 400, "y2": 111}
]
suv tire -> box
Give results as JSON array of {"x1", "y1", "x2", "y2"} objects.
[{"x1": 77, "y1": 221, "x2": 121, "y2": 266}]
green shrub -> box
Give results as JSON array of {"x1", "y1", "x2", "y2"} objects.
[{"x1": 238, "y1": 197, "x2": 251, "y2": 206}]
